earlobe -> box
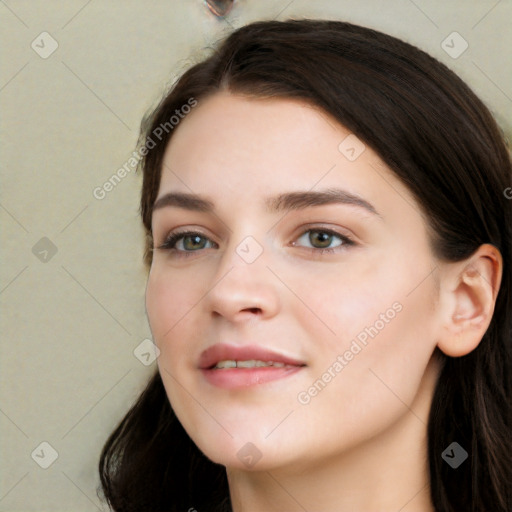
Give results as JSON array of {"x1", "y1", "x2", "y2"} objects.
[{"x1": 436, "y1": 244, "x2": 502, "y2": 358}]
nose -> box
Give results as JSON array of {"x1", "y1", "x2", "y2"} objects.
[{"x1": 205, "y1": 240, "x2": 281, "y2": 323}]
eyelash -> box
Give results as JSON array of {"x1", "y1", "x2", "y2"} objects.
[{"x1": 156, "y1": 227, "x2": 355, "y2": 258}]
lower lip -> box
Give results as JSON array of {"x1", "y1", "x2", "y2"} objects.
[{"x1": 201, "y1": 366, "x2": 304, "y2": 389}]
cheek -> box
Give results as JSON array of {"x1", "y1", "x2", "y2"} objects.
[
  {"x1": 274, "y1": 254, "x2": 412, "y2": 351},
  {"x1": 145, "y1": 268, "x2": 205, "y2": 411},
  {"x1": 292, "y1": 298, "x2": 437, "y2": 454},
  {"x1": 314, "y1": 280, "x2": 436, "y2": 415},
  {"x1": 292, "y1": 243, "x2": 437, "y2": 340},
  {"x1": 145, "y1": 266, "x2": 205, "y2": 351},
  {"x1": 288, "y1": 250, "x2": 438, "y2": 402}
]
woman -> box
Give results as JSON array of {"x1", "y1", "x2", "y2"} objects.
[{"x1": 98, "y1": 19, "x2": 511, "y2": 512}]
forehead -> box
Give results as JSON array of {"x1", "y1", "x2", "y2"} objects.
[
  {"x1": 164, "y1": 92, "x2": 341, "y2": 154},
  {"x1": 157, "y1": 92, "x2": 416, "y2": 218}
]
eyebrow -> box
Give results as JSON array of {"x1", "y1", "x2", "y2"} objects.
[
  {"x1": 153, "y1": 192, "x2": 214, "y2": 212},
  {"x1": 152, "y1": 188, "x2": 381, "y2": 217}
]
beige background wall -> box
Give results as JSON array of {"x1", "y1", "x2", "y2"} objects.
[{"x1": 1, "y1": 1, "x2": 511, "y2": 510}]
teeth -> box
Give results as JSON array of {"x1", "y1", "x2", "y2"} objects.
[
  {"x1": 215, "y1": 360, "x2": 237, "y2": 369},
  {"x1": 237, "y1": 360, "x2": 264, "y2": 368},
  {"x1": 213, "y1": 360, "x2": 287, "y2": 369}
]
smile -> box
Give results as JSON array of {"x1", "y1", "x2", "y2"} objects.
[
  {"x1": 214, "y1": 359, "x2": 290, "y2": 369},
  {"x1": 198, "y1": 343, "x2": 307, "y2": 389}
]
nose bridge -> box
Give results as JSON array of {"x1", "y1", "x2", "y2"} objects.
[
  {"x1": 206, "y1": 231, "x2": 280, "y2": 319},
  {"x1": 215, "y1": 215, "x2": 268, "y2": 271},
  {"x1": 214, "y1": 231, "x2": 268, "y2": 290}
]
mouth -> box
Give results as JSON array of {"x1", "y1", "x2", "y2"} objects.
[{"x1": 199, "y1": 344, "x2": 307, "y2": 389}]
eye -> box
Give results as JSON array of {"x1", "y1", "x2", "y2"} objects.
[
  {"x1": 157, "y1": 231, "x2": 217, "y2": 255},
  {"x1": 156, "y1": 227, "x2": 354, "y2": 258},
  {"x1": 293, "y1": 228, "x2": 354, "y2": 253}
]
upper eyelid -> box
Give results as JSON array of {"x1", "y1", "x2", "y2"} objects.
[
  {"x1": 160, "y1": 228, "x2": 216, "y2": 244},
  {"x1": 293, "y1": 224, "x2": 352, "y2": 237},
  {"x1": 159, "y1": 225, "x2": 348, "y2": 240}
]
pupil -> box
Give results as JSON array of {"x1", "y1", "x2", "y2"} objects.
[{"x1": 310, "y1": 231, "x2": 332, "y2": 248}]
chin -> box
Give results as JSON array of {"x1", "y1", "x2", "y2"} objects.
[{"x1": 191, "y1": 430, "x2": 288, "y2": 471}]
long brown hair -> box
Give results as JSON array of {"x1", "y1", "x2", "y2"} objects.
[{"x1": 98, "y1": 19, "x2": 512, "y2": 511}]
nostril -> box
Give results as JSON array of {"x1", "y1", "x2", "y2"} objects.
[{"x1": 244, "y1": 307, "x2": 261, "y2": 314}]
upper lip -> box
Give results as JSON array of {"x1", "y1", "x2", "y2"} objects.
[{"x1": 198, "y1": 343, "x2": 307, "y2": 370}]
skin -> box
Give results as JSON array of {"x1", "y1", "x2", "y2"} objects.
[{"x1": 145, "y1": 92, "x2": 502, "y2": 511}]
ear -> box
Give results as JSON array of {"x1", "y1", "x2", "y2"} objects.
[{"x1": 436, "y1": 244, "x2": 503, "y2": 357}]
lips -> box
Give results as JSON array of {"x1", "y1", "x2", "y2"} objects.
[
  {"x1": 198, "y1": 343, "x2": 306, "y2": 370},
  {"x1": 199, "y1": 343, "x2": 307, "y2": 389}
]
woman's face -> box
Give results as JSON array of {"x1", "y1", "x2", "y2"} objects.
[{"x1": 146, "y1": 92, "x2": 443, "y2": 472}]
